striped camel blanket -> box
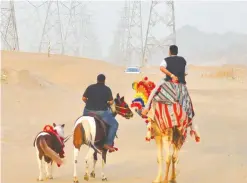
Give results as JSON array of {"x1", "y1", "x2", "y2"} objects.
[{"x1": 131, "y1": 77, "x2": 200, "y2": 144}]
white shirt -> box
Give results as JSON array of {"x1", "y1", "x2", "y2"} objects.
[{"x1": 160, "y1": 59, "x2": 188, "y2": 75}]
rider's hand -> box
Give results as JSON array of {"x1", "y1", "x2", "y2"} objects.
[
  {"x1": 171, "y1": 74, "x2": 178, "y2": 82},
  {"x1": 107, "y1": 100, "x2": 114, "y2": 105}
]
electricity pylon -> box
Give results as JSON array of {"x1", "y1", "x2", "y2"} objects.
[{"x1": 1, "y1": 0, "x2": 19, "y2": 51}]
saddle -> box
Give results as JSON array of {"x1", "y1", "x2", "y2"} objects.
[
  {"x1": 88, "y1": 112, "x2": 109, "y2": 127},
  {"x1": 87, "y1": 112, "x2": 118, "y2": 152},
  {"x1": 87, "y1": 112, "x2": 109, "y2": 141}
]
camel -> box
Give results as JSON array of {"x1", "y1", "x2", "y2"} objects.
[{"x1": 131, "y1": 78, "x2": 200, "y2": 183}]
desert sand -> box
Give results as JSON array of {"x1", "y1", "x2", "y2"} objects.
[{"x1": 1, "y1": 50, "x2": 247, "y2": 183}]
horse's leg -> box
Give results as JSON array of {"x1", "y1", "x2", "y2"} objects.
[
  {"x1": 101, "y1": 150, "x2": 107, "y2": 181},
  {"x1": 45, "y1": 162, "x2": 53, "y2": 179},
  {"x1": 170, "y1": 145, "x2": 179, "y2": 183},
  {"x1": 73, "y1": 122, "x2": 84, "y2": 183},
  {"x1": 50, "y1": 162, "x2": 53, "y2": 179},
  {"x1": 36, "y1": 151, "x2": 44, "y2": 181},
  {"x1": 73, "y1": 147, "x2": 80, "y2": 183},
  {"x1": 153, "y1": 136, "x2": 163, "y2": 183},
  {"x1": 90, "y1": 151, "x2": 97, "y2": 178},
  {"x1": 162, "y1": 136, "x2": 172, "y2": 183},
  {"x1": 84, "y1": 148, "x2": 95, "y2": 181}
]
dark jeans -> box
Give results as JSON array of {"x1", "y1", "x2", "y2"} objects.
[{"x1": 83, "y1": 108, "x2": 119, "y2": 146}]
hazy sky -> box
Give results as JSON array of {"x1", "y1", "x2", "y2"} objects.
[
  {"x1": 90, "y1": 0, "x2": 247, "y2": 57},
  {"x1": 9, "y1": 0, "x2": 247, "y2": 59}
]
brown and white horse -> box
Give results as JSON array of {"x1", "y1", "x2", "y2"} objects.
[
  {"x1": 72, "y1": 93, "x2": 133, "y2": 183},
  {"x1": 33, "y1": 123, "x2": 66, "y2": 181}
]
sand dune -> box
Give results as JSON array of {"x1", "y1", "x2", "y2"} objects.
[{"x1": 1, "y1": 51, "x2": 247, "y2": 183}]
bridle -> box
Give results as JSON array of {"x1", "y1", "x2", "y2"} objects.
[{"x1": 113, "y1": 102, "x2": 133, "y2": 119}]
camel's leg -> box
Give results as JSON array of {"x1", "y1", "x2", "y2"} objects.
[
  {"x1": 84, "y1": 148, "x2": 95, "y2": 181},
  {"x1": 153, "y1": 136, "x2": 163, "y2": 183},
  {"x1": 45, "y1": 162, "x2": 53, "y2": 179},
  {"x1": 162, "y1": 136, "x2": 173, "y2": 183},
  {"x1": 90, "y1": 152, "x2": 97, "y2": 178},
  {"x1": 101, "y1": 150, "x2": 107, "y2": 181},
  {"x1": 73, "y1": 147, "x2": 80, "y2": 183},
  {"x1": 170, "y1": 145, "x2": 179, "y2": 182}
]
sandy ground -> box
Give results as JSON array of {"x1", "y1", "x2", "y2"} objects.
[{"x1": 1, "y1": 51, "x2": 247, "y2": 183}]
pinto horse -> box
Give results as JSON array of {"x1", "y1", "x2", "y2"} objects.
[
  {"x1": 73, "y1": 93, "x2": 133, "y2": 183},
  {"x1": 33, "y1": 123, "x2": 66, "y2": 181}
]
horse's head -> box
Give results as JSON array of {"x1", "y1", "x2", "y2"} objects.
[
  {"x1": 53, "y1": 123, "x2": 65, "y2": 139},
  {"x1": 110, "y1": 93, "x2": 133, "y2": 119}
]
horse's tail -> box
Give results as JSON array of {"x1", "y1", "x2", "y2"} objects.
[
  {"x1": 73, "y1": 123, "x2": 85, "y2": 148},
  {"x1": 33, "y1": 132, "x2": 42, "y2": 147},
  {"x1": 39, "y1": 136, "x2": 63, "y2": 165}
]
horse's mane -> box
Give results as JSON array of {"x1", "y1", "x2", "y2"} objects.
[{"x1": 131, "y1": 77, "x2": 156, "y2": 110}]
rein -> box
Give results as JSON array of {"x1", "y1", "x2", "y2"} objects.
[{"x1": 64, "y1": 134, "x2": 72, "y2": 143}]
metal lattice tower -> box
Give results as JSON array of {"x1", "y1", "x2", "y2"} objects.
[
  {"x1": 143, "y1": 0, "x2": 176, "y2": 66},
  {"x1": 1, "y1": 0, "x2": 19, "y2": 51},
  {"x1": 120, "y1": 0, "x2": 131, "y2": 61},
  {"x1": 39, "y1": 0, "x2": 64, "y2": 55},
  {"x1": 110, "y1": 21, "x2": 124, "y2": 63},
  {"x1": 81, "y1": 14, "x2": 101, "y2": 59},
  {"x1": 64, "y1": 1, "x2": 89, "y2": 57},
  {"x1": 125, "y1": 1, "x2": 143, "y2": 67},
  {"x1": 24, "y1": 1, "x2": 48, "y2": 52},
  {"x1": 110, "y1": 0, "x2": 131, "y2": 64},
  {"x1": 39, "y1": 0, "x2": 90, "y2": 56}
]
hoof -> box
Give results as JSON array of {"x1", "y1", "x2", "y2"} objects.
[
  {"x1": 37, "y1": 178, "x2": 44, "y2": 181},
  {"x1": 46, "y1": 176, "x2": 53, "y2": 180},
  {"x1": 90, "y1": 171, "x2": 95, "y2": 178},
  {"x1": 84, "y1": 174, "x2": 89, "y2": 181},
  {"x1": 169, "y1": 180, "x2": 177, "y2": 183},
  {"x1": 152, "y1": 176, "x2": 162, "y2": 183},
  {"x1": 73, "y1": 177, "x2": 79, "y2": 183},
  {"x1": 102, "y1": 177, "x2": 107, "y2": 181}
]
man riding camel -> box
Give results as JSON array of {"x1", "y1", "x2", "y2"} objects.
[
  {"x1": 142, "y1": 45, "x2": 188, "y2": 116},
  {"x1": 82, "y1": 74, "x2": 118, "y2": 152}
]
